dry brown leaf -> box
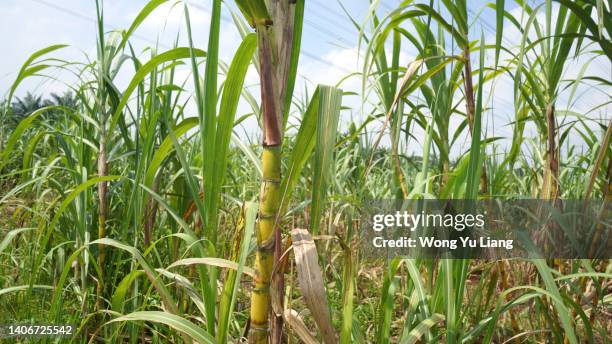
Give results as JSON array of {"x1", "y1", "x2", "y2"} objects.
[
  {"x1": 291, "y1": 228, "x2": 338, "y2": 344},
  {"x1": 283, "y1": 309, "x2": 319, "y2": 344}
]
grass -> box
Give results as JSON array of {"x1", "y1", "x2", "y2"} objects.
[{"x1": 0, "y1": 0, "x2": 611, "y2": 343}]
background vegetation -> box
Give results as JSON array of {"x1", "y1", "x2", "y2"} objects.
[{"x1": 0, "y1": 0, "x2": 610, "y2": 343}]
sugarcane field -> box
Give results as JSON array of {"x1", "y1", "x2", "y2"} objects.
[{"x1": 0, "y1": 0, "x2": 611, "y2": 343}]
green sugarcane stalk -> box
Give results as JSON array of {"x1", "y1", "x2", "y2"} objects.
[
  {"x1": 541, "y1": 104, "x2": 560, "y2": 200},
  {"x1": 95, "y1": 0, "x2": 108, "y2": 312},
  {"x1": 250, "y1": 145, "x2": 282, "y2": 343},
  {"x1": 248, "y1": 1, "x2": 299, "y2": 341}
]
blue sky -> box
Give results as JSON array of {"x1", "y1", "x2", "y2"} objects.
[
  {"x1": 0, "y1": 0, "x2": 393, "y2": 94},
  {"x1": 1, "y1": 0, "x2": 523, "y2": 97},
  {"x1": 1, "y1": 0, "x2": 609, "y2": 157}
]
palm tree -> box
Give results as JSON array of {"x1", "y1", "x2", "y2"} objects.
[
  {"x1": 44, "y1": 91, "x2": 77, "y2": 107},
  {"x1": 11, "y1": 92, "x2": 44, "y2": 124},
  {"x1": 43, "y1": 91, "x2": 78, "y2": 123},
  {"x1": 7, "y1": 91, "x2": 77, "y2": 129}
]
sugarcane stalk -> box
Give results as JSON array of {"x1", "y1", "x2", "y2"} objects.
[
  {"x1": 541, "y1": 104, "x2": 560, "y2": 200},
  {"x1": 94, "y1": 0, "x2": 108, "y2": 313},
  {"x1": 143, "y1": 173, "x2": 161, "y2": 246},
  {"x1": 96, "y1": 114, "x2": 107, "y2": 311},
  {"x1": 250, "y1": 146, "x2": 282, "y2": 343},
  {"x1": 249, "y1": 1, "x2": 298, "y2": 341},
  {"x1": 463, "y1": 45, "x2": 489, "y2": 194}
]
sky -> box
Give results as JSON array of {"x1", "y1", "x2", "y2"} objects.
[
  {"x1": 0, "y1": 0, "x2": 382, "y2": 96},
  {"x1": 1, "y1": 0, "x2": 610, "y2": 158}
]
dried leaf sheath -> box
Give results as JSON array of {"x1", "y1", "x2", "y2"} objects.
[{"x1": 291, "y1": 228, "x2": 338, "y2": 344}]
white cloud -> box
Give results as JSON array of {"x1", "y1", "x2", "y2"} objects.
[{"x1": 2, "y1": 0, "x2": 607, "y2": 159}]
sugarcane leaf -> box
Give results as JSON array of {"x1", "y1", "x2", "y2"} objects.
[
  {"x1": 311, "y1": 85, "x2": 343, "y2": 235},
  {"x1": 0, "y1": 285, "x2": 53, "y2": 297},
  {"x1": 30, "y1": 175, "x2": 120, "y2": 297},
  {"x1": 0, "y1": 228, "x2": 34, "y2": 254},
  {"x1": 111, "y1": 270, "x2": 145, "y2": 313},
  {"x1": 284, "y1": 309, "x2": 320, "y2": 344},
  {"x1": 531, "y1": 259, "x2": 578, "y2": 344},
  {"x1": 91, "y1": 238, "x2": 180, "y2": 315},
  {"x1": 145, "y1": 117, "x2": 198, "y2": 188},
  {"x1": 118, "y1": 0, "x2": 171, "y2": 52},
  {"x1": 231, "y1": 134, "x2": 262, "y2": 177},
  {"x1": 400, "y1": 313, "x2": 445, "y2": 344},
  {"x1": 209, "y1": 33, "x2": 257, "y2": 224},
  {"x1": 7, "y1": 44, "x2": 67, "y2": 104},
  {"x1": 217, "y1": 201, "x2": 257, "y2": 343},
  {"x1": 278, "y1": 88, "x2": 321, "y2": 216},
  {"x1": 168, "y1": 258, "x2": 256, "y2": 278},
  {"x1": 234, "y1": 0, "x2": 270, "y2": 27},
  {"x1": 283, "y1": 0, "x2": 305, "y2": 128},
  {"x1": 1, "y1": 106, "x2": 63, "y2": 171},
  {"x1": 109, "y1": 311, "x2": 215, "y2": 344},
  {"x1": 495, "y1": 0, "x2": 505, "y2": 68},
  {"x1": 109, "y1": 47, "x2": 206, "y2": 135}
]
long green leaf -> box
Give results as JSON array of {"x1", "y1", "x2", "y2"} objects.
[
  {"x1": 7, "y1": 44, "x2": 67, "y2": 103},
  {"x1": 109, "y1": 47, "x2": 206, "y2": 134},
  {"x1": 234, "y1": 0, "x2": 270, "y2": 27},
  {"x1": 310, "y1": 86, "x2": 343, "y2": 235},
  {"x1": 1, "y1": 106, "x2": 63, "y2": 170},
  {"x1": 109, "y1": 311, "x2": 215, "y2": 343},
  {"x1": 400, "y1": 313, "x2": 445, "y2": 344},
  {"x1": 209, "y1": 33, "x2": 257, "y2": 238},
  {"x1": 278, "y1": 88, "x2": 321, "y2": 217},
  {"x1": 118, "y1": 0, "x2": 170, "y2": 52},
  {"x1": 144, "y1": 117, "x2": 198, "y2": 188},
  {"x1": 91, "y1": 238, "x2": 180, "y2": 315},
  {"x1": 495, "y1": 0, "x2": 505, "y2": 68}
]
